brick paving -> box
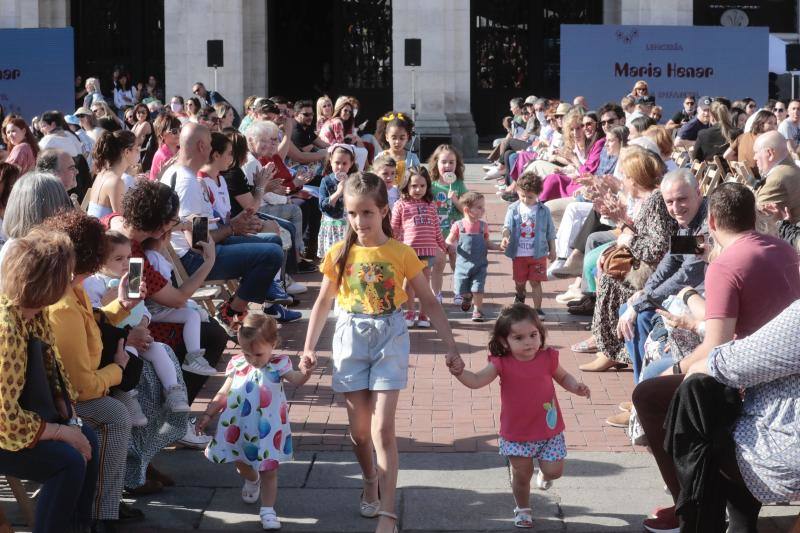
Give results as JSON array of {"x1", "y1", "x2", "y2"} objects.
[{"x1": 192, "y1": 166, "x2": 644, "y2": 454}]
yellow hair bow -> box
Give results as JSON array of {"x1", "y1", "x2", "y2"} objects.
[{"x1": 381, "y1": 112, "x2": 406, "y2": 122}]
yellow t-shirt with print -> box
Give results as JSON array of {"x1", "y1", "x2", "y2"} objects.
[{"x1": 321, "y1": 239, "x2": 425, "y2": 315}]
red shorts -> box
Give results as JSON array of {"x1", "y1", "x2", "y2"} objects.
[{"x1": 512, "y1": 256, "x2": 548, "y2": 283}]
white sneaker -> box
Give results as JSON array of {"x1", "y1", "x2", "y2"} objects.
[
  {"x1": 482, "y1": 163, "x2": 498, "y2": 171},
  {"x1": 164, "y1": 384, "x2": 190, "y2": 412},
  {"x1": 259, "y1": 507, "x2": 281, "y2": 530},
  {"x1": 483, "y1": 166, "x2": 504, "y2": 180},
  {"x1": 453, "y1": 294, "x2": 463, "y2": 306},
  {"x1": 178, "y1": 419, "x2": 212, "y2": 449},
  {"x1": 112, "y1": 389, "x2": 147, "y2": 427},
  {"x1": 535, "y1": 470, "x2": 552, "y2": 490},
  {"x1": 547, "y1": 259, "x2": 566, "y2": 277},
  {"x1": 242, "y1": 475, "x2": 261, "y2": 504},
  {"x1": 285, "y1": 280, "x2": 307, "y2": 295},
  {"x1": 182, "y1": 350, "x2": 217, "y2": 376}
]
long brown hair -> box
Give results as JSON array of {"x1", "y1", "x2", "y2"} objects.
[
  {"x1": 488, "y1": 303, "x2": 547, "y2": 356},
  {"x1": 333, "y1": 172, "x2": 392, "y2": 287},
  {"x1": 2, "y1": 116, "x2": 40, "y2": 157},
  {"x1": 427, "y1": 144, "x2": 465, "y2": 183}
]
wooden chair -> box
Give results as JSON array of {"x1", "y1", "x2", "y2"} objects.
[
  {"x1": 673, "y1": 148, "x2": 691, "y2": 169},
  {"x1": 4, "y1": 476, "x2": 34, "y2": 528},
  {"x1": 690, "y1": 160, "x2": 708, "y2": 182}
]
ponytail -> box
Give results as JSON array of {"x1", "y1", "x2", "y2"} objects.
[
  {"x1": 93, "y1": 130, "x2": 136, "y2": 173},
  {"x1": 333, "y1": 172, "x2": 391, "y2": 287}
]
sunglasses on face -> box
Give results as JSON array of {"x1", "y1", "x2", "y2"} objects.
[
  {"x1": 775, "y1": 107, "x2": 787, "y2": 113},
  {"x1": 600, "y1": 119, "x2": 617, "y2": 126},
  {"x1": 167, "y1": 127, "x2": 180, "y2": 135}
]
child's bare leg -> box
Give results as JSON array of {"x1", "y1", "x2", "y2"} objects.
[
  {"x1": 473, "y1": 292, "x2": 484, "y2": 311},
  {"x1": 530, "y1": 281, "x2": 543, "y2": 309},
  {"x1": 344, "y1": 390, "x2": 379, "y2": 503},
  {"x1": 537, "y1": 459, "x2": 564, "y2": 483},
  {"x1": 260, "y1": 469, "x2": 278, "y2": 507},
  {"x1": 371, "y1": 391, "x2": 400, "y2": 533},
  {"x1": 405, "y1": 281, "x2": 417, "y2": 315},
  {"x1": 236, "y1": 461, "x2": 259, "y2": 482},
  {"x1": 508, "y1": 456, "x2": 535, "y2": 509},
  {"x1": 515, "y1": 283, "x2": 526, "y2": 303},
  {"x1": 420, "y1": 266, "x2": 432, "y2": 313},
  {"x1": 431, "y1": 252, "x2": 445, "y2": 295}
]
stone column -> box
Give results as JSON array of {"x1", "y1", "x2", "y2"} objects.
[
  {"x1": 614, "y1": 0, "x2": 693, "y2": 25},
  {"x1": 165, "y1": 0, "x2": 267, "y2": 112},
  {"x1": 0, "y1": 0, "x2": 39, "y2": 28},
  {"x1": 392, "y1": 0, "x2": 478, "y2": 157}
]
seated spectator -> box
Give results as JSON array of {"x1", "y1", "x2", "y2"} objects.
[
  {"x1": 213, "y1": 102, "x2": 235, "y2": 130},
  {"x1": 675, "y1": 96, "x2": 712, "y2": 148},
  {"x1": 38, "y1": 111, "x2": 83, "y2": 157},
  {"x1": 0, "y1": 163, "x2": 20, "y2": 246},
  {"x1": 692, "y1": 101, "x2": 741, "y2": 162},
  {"x1": 43, "y1": 210, "x2": 143, "y2": 527},
  {"x1": 777, "y1": 99, "x2": 800, "y2": 154},
  {"x1": 665, "y1": 96, "x2": 695, "y2": 132},
  {"x1": 319, "y1": 96, "x2": 369, "y2": 169},
  {"x1": 35, "y1": 149, "x2": 79, "y2": 192},
  {"x1": 192, "y1": 82, "x2": 240, "y2": 127},
  {"x1": 184, "y1": 96, "x2": 202, "y2": 122},
  {"x1": 724, "y1": 109, "x2": 776, "y2": 170},
  {"x1": 159, "y1": 123, "x2": 295, "y2": 328},
  {"x1": 753, "y1": 130, "x2": 800, "y2": 222},
  {"x1": 649, "y1": 105, "x2": 663, "y2": 123},
  {"x1": 607, "y1": 169, "x2": 707, "y2": 427},
  {"x1": 2, "y1": 116, "x2": 39, "y2": 175},
  {"x1": 581, "y1": 146, "x2": 677, "y2": 372},
  {"x1": 169, "y1": 95, "x2": 189, "y2": 122},
  {"x1": 237, "y1": 95, "x2": 258, "y2": 135},
  {"x1": 291, "y1": 99, "x2": 329, "y2": 154},
  {"x1": 315, "y1": 95, "x2": 334, "y2": 132},
  {"x1": 87, "y1": 131, "x2": 139, "y2": 218},
  {"x1": 104, "y1": 181, "x2": 229, "y2": 451},
  {"x1": 149, "y1": 113, "x2": 181, "y2": 181},
  {"x1": 628, "y1": 95, "x2": 655, "y2": 121},
  {"x1": 632, "y1": 183, "x2": 800, "y2": 532},
  {"x1": 665, "y1": 301, "x2": 800, "y2": 530},
  {"x1": 0, "y1": 229, "x2": 99, "y2": 533}
]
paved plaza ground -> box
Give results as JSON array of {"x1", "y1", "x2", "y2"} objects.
[{"x1": 1, "y1": 165, "x2": 796, "y2": 531}]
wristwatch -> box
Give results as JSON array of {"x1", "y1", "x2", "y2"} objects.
[
  {"x1": 672, "y1": 362, "x2": 683, "y2": 375},
  {"x1": 67, "y1": 416, "x2": 83, "y2": 428},
  {"x1": 682, "y1": 289, "x2": 699, "y2": 306}
]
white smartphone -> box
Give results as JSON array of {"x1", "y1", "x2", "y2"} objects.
[{"x1": 127, "y1": 258, "x2": 143, "y2": 299}]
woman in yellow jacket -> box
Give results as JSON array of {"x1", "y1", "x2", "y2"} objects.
[
  {"x1": 0, "y1": 229, "x2": 99, "y2": 533},
  {"x1": 44, "y1": 210, "x2": 145, "y2": 528}
]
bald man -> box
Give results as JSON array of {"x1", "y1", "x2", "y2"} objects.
[{"x1": 754, "y1": 130, "x2": 800, "y2": 222}]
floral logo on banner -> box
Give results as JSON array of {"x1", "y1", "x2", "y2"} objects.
[{"x1": 615, "y1": 29, "x2": 640, "y2": 45}]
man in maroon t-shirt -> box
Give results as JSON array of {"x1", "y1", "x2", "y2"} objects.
[{"x1": 633, "y1": 183, "x2": 800, "y2": 532}]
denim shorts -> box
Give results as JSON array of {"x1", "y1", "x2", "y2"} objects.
[{"x1": 331, "y1": 311, "x2": 410, "y2": 393}]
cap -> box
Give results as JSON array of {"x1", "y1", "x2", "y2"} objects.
[
  {"x1": 524, "y1": 95, "x2": 537, "y2": 105},
  {"x1": 554, "y1": 103, "x2": 572, "y2": 116},
  {"x1": 634, "y1": 95, "x2": 655, "y2": 106},
  {"x1": 64, "y1": 114, "x2": 80, "y2": 126},
  {"x1": 74, "y1": 106, "x2": 92, "y2": 117},
  {"x1": 697, "y1": 96, "x2": 713, "y2": 109}
]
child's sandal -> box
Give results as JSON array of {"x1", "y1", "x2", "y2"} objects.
[
  {"x1": 241, "y1": 475, "x2": 261, "y2": 504},
  {"x1": 460, "y1": 292, "x2": 473, "y2": 312},
  {"x1": 376, "y1": 511, "x2": 399, "y2": 533},
  {"x1": 359, "y1": 471, "x2": 381, "y2": 518},
  {"x1": 513, "y1": 507, "x2": 533, "y2": 528}
]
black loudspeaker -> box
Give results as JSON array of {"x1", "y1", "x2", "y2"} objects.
[
  {"x1": 787, "y1": 44, "x2": 800, "y2": 71},
  {"x1": 207, "y1": 40, "x2": 224, "y2": 68},
  {"x1": 405, "y1": 38, "x2": 421, "y2": 67}
]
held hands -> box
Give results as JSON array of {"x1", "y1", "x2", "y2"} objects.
[
  {"x1": 300, "y1": 352, "x2": 317, "y2": 376},
  {"x1": 500, "y1": 236, "x2": 510, "y2": 251},
  {"x1": 445, "y1": 348, "x2": 464, "y2": 376}
]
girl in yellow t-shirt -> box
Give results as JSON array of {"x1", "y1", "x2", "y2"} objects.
[{"x1": 301, "y1": 172, "x2": 464, "y2": 533}]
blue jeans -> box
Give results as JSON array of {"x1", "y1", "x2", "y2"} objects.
[
  {"x1": 181, "y1": 233, "x2": 283, "y2": 304},
  {"x1": 641, "y1": 355, "x2": 676, "y2": 381},
  {"x1": 258, "y1": 212, "x2": 298, "y2": 273},
  {"x1": 620, "y1": 303, "x2": 656, "y2": 383},
  {"x1": 0, "y1": 425, "x2": 99, "y2": 532}
]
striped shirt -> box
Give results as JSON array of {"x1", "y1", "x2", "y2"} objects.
[{"x1": 391, "y1": 198, "x2": 446, "y2": 258}]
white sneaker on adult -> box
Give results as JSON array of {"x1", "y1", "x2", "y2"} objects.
[
  {"x1": 112, "y1": 389, "x2": 147, "y2": 427},
  {"x1": 483, "y1": 166, "x2": 504, "y2": 180},
  {"x1": 285, "y1": 275, "x2": 307, "y2": 295},
  {"x1": 482, "y1": 163, "x2": 498, "y2": 171},
  {"x1": 178, "y1": 419, "x2": 212, "y2": 449},
  {"x1": 164, "y1": 385, "x2": 191, "y2": 412},
  {"x1": 547, "y1": 259, "x2": 566, "y2": 277}
]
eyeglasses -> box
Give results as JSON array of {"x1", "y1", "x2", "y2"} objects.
[
  {"x1": 167, "y1": 127, "x2": 180, "y2": 135},
  {"x1": 746, "y1": 103, "x2": 757, "y2": 108},
  {"x1": 774, "y1": 107, "x2": 787, "y2": 113},
  {"x1": 299, "y1": 112, "x2": 313, "y2": 117},
  {"x1": 600, "y1": 119, "x2": 617, "y2": 126}
]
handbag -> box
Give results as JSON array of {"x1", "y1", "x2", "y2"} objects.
[
  {"x1": 95, "y1": 310, "x2": 143, "y2": 392},
  {"x1": 19, "y1": 337, "x2": 72, "y2": 423},
  {"x1": 600, "y1": 244, "x2": 639, "y2": 280}
]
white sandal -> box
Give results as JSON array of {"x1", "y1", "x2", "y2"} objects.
[
  {"x1": 242, "y1": 475, "x2": 261, "y2": 504},
  {"x1": 259, "y1": 507, "x2": 281, "y2": 530},
  {"x1": 377, "y1": 510, "x2": 399, "y2": 533},
  {"x1": 360, "y1": 471, "x2": 381, "y2": 518},
  {"x1": 513, "y1": 507, "x2": 533, "y2": 528},
  {"x1": 535, "y1": 470, "x2": 553, "y2": 490}
]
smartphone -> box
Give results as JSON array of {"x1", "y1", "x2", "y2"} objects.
[
  {"x1": 191, "y1": 216, "x2": 209, "y2": 249},
  {"x1": 646, "y1": 296, "x2": 669, "y2": 312},
  {"x1": 127, "y1": 258, "x2": 143, "y2": 299},
  {"x1": 670, "y1": 235, "x2": 704, "y2": 254}
]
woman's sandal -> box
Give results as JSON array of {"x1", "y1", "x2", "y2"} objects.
[
  {"x1": 570, "y1": 339, "x2": 597, "y2": 353},
  {"x1": 513, "y1": 507, "x2": 534, "y2": 528},
  {"x1": 360, "y1": 471, "x2": 381, "y2": 518},
  {"x1": 376, "y1": 511, "x2": 399, "y2": 533},
  {"x1": 241, "y1": 475, "x2": 261, "y2": 504},
  {"x1": 578, "y1": 353, "x2": 628, "y2": 372}
]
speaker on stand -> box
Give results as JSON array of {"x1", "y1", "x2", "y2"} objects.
[{"x1": 207, "y1": 40, "x2": 224, "y2": 91}]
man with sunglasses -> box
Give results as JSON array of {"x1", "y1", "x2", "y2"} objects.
[
  {"x1": 666, "y1": 96, "x2": 696, "y2": 133},
  {"x1": 192, "y1": 82, "x2": 240, "y2": 127},
  {"x1": 291, "y1": 100, "x2": 329, "y2": 153},
  {"x1": 598, "y1": 103, "x2": 625, "y2": 133}
]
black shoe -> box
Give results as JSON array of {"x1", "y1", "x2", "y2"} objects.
[
  {"x1": 536, "y1": 309, "x2": 545, "y2": 317},
  {"x1": 567, "y1": 297, "x2": 595, "y2": 316},
  {"x1": 514, "y1": 294, "x2": 525, "y2": 304},
  {"x1": 297, "y1": 260, "x2": 318, "y2": 274},
  {"x1": 92, "y1": 521, "x2": 118, "y2": 533},
  {"x1": 501, "y1": 191, "x2": 518, "y2": 202},
  {"x1": 567, "y1": 294, "x2": 595, "y2": 308},
  {"x1": 117, "y1": 501, "x2": 144, "y2": 523}
]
